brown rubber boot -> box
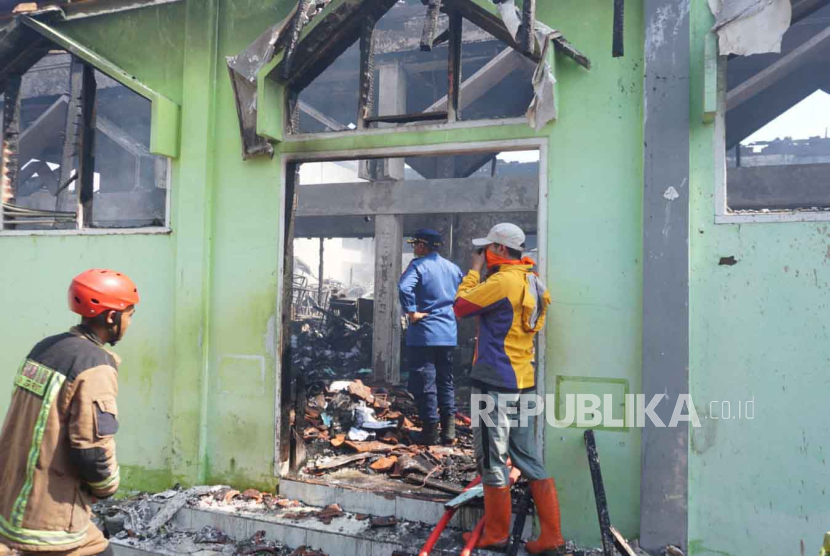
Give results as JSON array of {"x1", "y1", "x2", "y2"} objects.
[
  {"x1": 525, "y1": 478, "x2": 569, "y2": 554},
  {"x1": 462, "y1": 484, "x2": 511, "y2": 548}
]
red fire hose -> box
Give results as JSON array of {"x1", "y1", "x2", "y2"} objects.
[{"x1": 418, "y1": 476, "x2": 482, "y2": 556}]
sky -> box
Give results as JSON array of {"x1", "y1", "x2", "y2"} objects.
[{"x1": 743, "y1": 89, "x2": 830, "y2": 144}]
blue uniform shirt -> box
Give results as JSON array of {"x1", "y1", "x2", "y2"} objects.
[{"x1": 398, "y1": 252, "x2": 464, "y2": 346}]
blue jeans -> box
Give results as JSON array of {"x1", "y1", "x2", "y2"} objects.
[{"x1": 407, "y1": 346, "x2": 457, "y2": 423}]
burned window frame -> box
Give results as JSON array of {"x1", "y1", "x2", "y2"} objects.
[
  {"x1": 0, "y1": 15, "x2": 178, "y2": 235},
  {"x1": 714, "y1": 20, "x2": 830, "y2": 224},
  {"x1": 229, "y1": 0, "x2": 590, "y2": 158},
  {"x1": 281, "y1": 1, "x2": 586, "y2": 137}
]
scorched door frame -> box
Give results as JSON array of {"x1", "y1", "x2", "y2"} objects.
[{"x1": 274, "y1": 137, "x2": 550, "y2": 476}]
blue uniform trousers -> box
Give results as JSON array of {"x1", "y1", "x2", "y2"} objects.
[{"x1": 407, "y1": 346, "x2": 457, "y2": 423}]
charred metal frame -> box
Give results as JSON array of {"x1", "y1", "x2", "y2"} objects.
[{"x1": 520, "y1": 0, "x2": 535, "y2": 55}]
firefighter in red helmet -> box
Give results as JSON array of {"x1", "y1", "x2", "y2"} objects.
[{"x1": 0, "y1": 269, "x2": 139, "y2": 556}]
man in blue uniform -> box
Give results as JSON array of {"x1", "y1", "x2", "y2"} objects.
[{"x1": 399, "y1": 229, "x2": 464, "y2": 445}]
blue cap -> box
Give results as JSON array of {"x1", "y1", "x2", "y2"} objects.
[{"x1": 407, "y1": 228, "x2": 443, "y2": 248}]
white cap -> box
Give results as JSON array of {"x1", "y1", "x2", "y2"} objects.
[{"x1": 472, "y1": 223, "x2": 526, "y2": 251}]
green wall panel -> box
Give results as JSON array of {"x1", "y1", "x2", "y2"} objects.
[{"x1": 688, "y1": 2, "x2": 830, "y2": 555}]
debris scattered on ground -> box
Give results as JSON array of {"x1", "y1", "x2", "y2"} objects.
[
  {"x1": 370, "y1": 515, "x2": 398, "y2": 528},
  {"x1": 296, "y1": 374, "x2": 477, "y2": 491},
  {"x1": 92, "y1": 486, "x2": 619, "y2": 556}
]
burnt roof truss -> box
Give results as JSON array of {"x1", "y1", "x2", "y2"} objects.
[{"x1": 228, "y1": 0, "x2": 591, "y2": 159}]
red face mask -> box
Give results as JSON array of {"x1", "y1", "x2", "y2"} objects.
[{"x1": 485, "y1": 247, "x2": 536, "y2": 269}]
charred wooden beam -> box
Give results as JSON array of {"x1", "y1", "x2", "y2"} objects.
[
  {"x1": 447, "y1": 9, "x2": 462, "y2": 122},
  {"x1": 433, "y1": 28, "x2": 450, "y2": 47},
  {"x1": 298, "y1": 100, "x2": 347, "y2": 131},
  {"x1": 78, "y1": 64, "x2": 97, "y2": 224},
  {"x1": 56, "y1": 59, "x2": 85, "y2": 218},
  {"x1": 287, "y1": 89, "x2": 302, "y2": 134},
  {"x1": 611, "y1": 526, "x2": 638, "y2": 556},
  {"x1": 613, "y1": 0, "x2": 625, "y2": 57},
  {"x1": 1, "y1": 74, "x2": 22, "y2": 210},
  {"x1": 280, "y1": 162, "x2": 300, "y2": 465},
  {"x1": 290, "y1": 371, "x2": 307, "y2": 472},
  {"x1": 282, "y1": 0, "x2": 314, "y2": 80},
  {"x1": 273, "y1": 0, "x2": 399, "y2": 90},
  {"x1": 727, "y1": 25, "x2": 830, "y2": 110},
  {"x1": 420, "y1": 0, "x2": 443, "y2": 52},
  {"x1": 792, "y1": 0, "x2": 830, "y2": 24},
  {"x1": 520, "y1": 0, "x2": 536, "y2": 55},
  {"x1": 584, "y1": 430, "x2": 614, "y2": 556},
  {"x1": 357, "y1": 18, "x2": 376, "y2": 129},
  {"x1": 364, "y1": 111, "x2": 447, "y2": 125}
]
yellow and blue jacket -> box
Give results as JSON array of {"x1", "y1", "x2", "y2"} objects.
[{"x1": 453, "y1": 265, "x2": 551, "y2": 390}]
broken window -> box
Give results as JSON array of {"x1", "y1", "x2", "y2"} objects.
[
  {"x1": 1, "y1": 50, "x2": 170, "y2": 231},
  {"x1": 724, "y1": 5, "x2": 830, "y2": 212},
  {"x1": 288, "y1": 0, "x2": 535, "y2": 136}
]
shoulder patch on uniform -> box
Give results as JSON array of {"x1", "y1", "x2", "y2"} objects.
[
  {"x1": 28, "y1": 334, "x2": 116, "y2": 382},
  {"x1": 13, "y1": 360, "x2": 58, "y2": 397}
]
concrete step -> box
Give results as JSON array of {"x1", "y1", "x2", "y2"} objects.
[
  {"x1": 109, "y1": 500, "x2": 532, "y2": 556},
  {"x1": 279, "y1": 472, "x2": 532, "y2": 538}
]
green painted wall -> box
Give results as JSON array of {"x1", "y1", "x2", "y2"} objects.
[
  {"x1": 0, "y1": 235, "x2": 176, "y2": 491},
  {"x1": 0, "y1": 0, "x2": 646, "y2": 547},
  {"x1": 689, "y1": 3, "x2": 830, "y2": 556},
  {"x1": 539, "y1": 0, "x2": 644, "y2": 546}
]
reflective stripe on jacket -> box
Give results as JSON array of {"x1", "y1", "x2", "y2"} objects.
[
  {"x1": 453, "y1": 265, "x2": 551, "y2": 390},
  {"x1": 0, "y1": 327, "x2": 121, "y2": 552}
]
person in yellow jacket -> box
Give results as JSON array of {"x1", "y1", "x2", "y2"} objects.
[
  {"x1": 0, "y1": 269, "x2": 139, "y2": 556},
  {"x1": 454, "y1": 223, "x2": 569, "y2": 555}
]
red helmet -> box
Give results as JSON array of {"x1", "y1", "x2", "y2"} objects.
[{"x1": 68, "y1": 269, "x2": 140, "y2": 317}]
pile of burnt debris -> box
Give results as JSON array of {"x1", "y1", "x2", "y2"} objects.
[
  {"x1": 93, "y1": 486, "x2": 331, "y2": 555},
  {"x1": 295, "y1": 375, "x2": 477, "y2": 494},
  {"x1": 290, "y1": 318, "x2": 373, "y2": 382}
]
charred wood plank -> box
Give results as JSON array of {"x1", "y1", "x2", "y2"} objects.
[
  {"x1": 310, "y1": 452, "x2": 373, "y2": 471},
  {"x1": 584, "y1": 430, "x2": 614, "y2": 556},
  {"x1": 364, "y1": 111, "x2": 447, "y2": 125},
  {"x1": 78, "y1": 64, "x2": 97, "y2": 224},
  {"x1": 433, "y1": 28, "x2": 450, "y2": 47},
  {"x1": 287, "y1": 89, "x2": 302, "y2": 134},
  {"x1": 357, "y1": 18, "x2": 376, "y2": 130},
  {"x1": 282, "y1": 0, "x2": 314, "y2": 80},
  {"x1": 290, "y1": 371, "x2": 308, "y2": 472},
  {"x1": 280, "y1": 162, "x2": 300, "y2": 464},
  {"x1": 420, "y1": 0, "x2": 443, "y2": 52},
  {"x1": 613, "y1": 0, "x2": 625, "y2": 57},
  {"x1": 275, "y1": 0, "x2": 399, "y2": 91},
  {"x1": 56, "y1": 59, "x2": 86, "y2": 218},
  {"x1": 520, "y1": 0, "x2": 536, "y2": 55},
  {"x1": 447, "y1": 9, "x2": 462, "y2": 121},
  {"x1": 403, "y1": 474, "x2": 465, "y2": 495},
  {"x1": 611, "y1": 526, "x2": 638, "y2": 556}
]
